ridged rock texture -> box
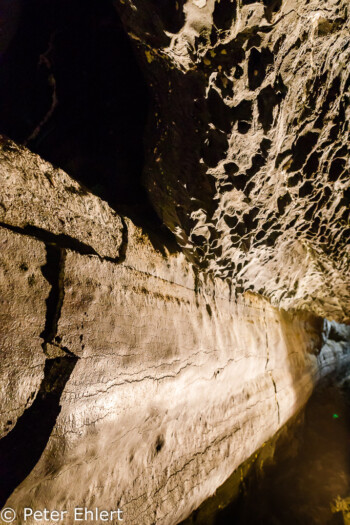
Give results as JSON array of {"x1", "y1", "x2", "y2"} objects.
[
  {"x1": 0, "y1": 139, "x2": 349, "y2": 524},
  {"x1": 0, "y1": 0, "x2": 349, "y2": 523},
  {"x1": 116, "y1": 0, "x2": 350, "y2": 322}
]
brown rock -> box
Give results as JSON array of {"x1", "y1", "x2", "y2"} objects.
[
  {"x1": 5, "y1": 224, "x2": 350, "y2": 524},
  {"x1": 0, "y1": 228, "x2": 48, "y2": 438},
  {"x1": 0, "y1": 137, "x2": 123, "y2": 259},
  {"x1": 115, "y1": 0, "x2": 350, "y2": 322}
]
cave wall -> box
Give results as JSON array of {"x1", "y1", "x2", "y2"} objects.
[
  {"x1": 114, "y1": 0, "x2": 350, "y2": 322},
  {"x1": 0, "y1": 0, "x2": 349, "y2": 321},
  {"x1": 1, "y1": 0, "x2": 350, "y2": 521},
  {"x1": 1, "y1": 139, "x2": 349, "y2": 523}
]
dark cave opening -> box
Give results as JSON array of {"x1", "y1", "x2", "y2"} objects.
[{"x1": 0, "y1": 0, "x2": 175, "y2": 242}]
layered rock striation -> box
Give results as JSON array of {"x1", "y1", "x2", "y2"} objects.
[
  {"x1": 0, "y1": 139, "x2": 349, "y2": 523},
  {"x1": 0, "y1": 0, "x2": 349, "y2": 522}
]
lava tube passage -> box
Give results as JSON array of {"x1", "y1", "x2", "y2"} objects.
[{"x1": 0, "y1": 0, "x2": 349, "y2": 524}]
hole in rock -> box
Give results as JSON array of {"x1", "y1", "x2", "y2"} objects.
[
  {"x1": 243, "y1": 207, "x2": 260, "y2": 230},
  {"x1": 258, "y1": 85, "x2": 280, "y2": 133},
  {"x1": 237, "y1": 121, "x2": 251, "y2": 134},
  {"x1": 216, "y1": 74, "x2": 234, "y2": 99},
  {"x1": 299, "y1": 181, "x2": 314, "y2": 198},
  {"x1": 288, "y1": 132, "x2": 320, "y2": 173},
  {"x1": 304, "y1": 203, "x2": 317, "y2": 222},
  {"x1": 224, "y1": 214, "x2": 238, "y2": 229},
  {"x1": 201, "y1": 129, "x2": 229, "y2": 168},
  {"x1": 315, "y1": 76, "x2": 341, "y2": 129},
  {"x1": 231, "y1": 100, "x2": 253, "y2": 123},
  {"x1": 248, "y1": 47, "x2": 273, "y2": 91},
  {"x1": 229, "y1": 174, "x2": 246, "y2": 191},
  {"x1": 213, "y1": 0, "x2": 237, "y2": 30},
  {"x1": 309, "y1": 216, "x2": 320, "y2": 235},
  {"x1": 191, "y1": 233, "x2": 207, "y2": 247},
  {"x1": 277, "y1": 193, "x2": 292, "y2": 215},
  {"x1": 244, "y1": 181, "x2": 255, "y2": 196},
  {"x1": 275, "y1": 149, "x2": 291, "y2": 169},
  {"x1": 0, "y1": 0, "x2": 176, "y2": 244},
  {"x1": 155, "y1": 435, "x2": 165, "y2": 454},
  {"x1": 247, "y1": 35, "x2": 262, "y2": 51},
  {"x1": 287, "y1": 172, "x2": 302, "y2": 188},
  {"x1": 260, "y1": 138, "x2": 272, "y2": 157},
  {"x1": 210, "y1": 27, "x2": 218, "y2": 46},
  {"x1": 246, "y1": 153, "x2": 266, "y2": 178},
  {"x1": 234, "y1": 65, "x2": 244, "y2": 79},
  {"x1": 263, "y1": 0, "x2": 283, "y2": 21},
  {"x1": 208, "y1": 88, "x2": 233, "y2": 133},
  {"x1": 19, "y1": 263, "x2": 28, "y2": 272},
  {"x1": 224, "y1": 162, "x2": 239, "y2": 176},
  {"x1": 303, "y1": 151, "x2": 320, "y2": 178},
  {"x1": 329, "y1": 158, "x2": 346, "y2": 182}
]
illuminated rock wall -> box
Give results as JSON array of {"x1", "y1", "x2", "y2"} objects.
[
  {"x1": 115, "y1": 0, "x2": 350, "y2": 322},
  {"x1": 1, "y1": 139, "x2": 349, "y2": 523}
]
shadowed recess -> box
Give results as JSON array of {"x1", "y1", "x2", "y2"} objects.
[
  {"x1": 0, "y1": 356, "x2": 78, "y2": 508},
  {"x1": 0, "y1": 0, "x2": 175, "y2": 237}
]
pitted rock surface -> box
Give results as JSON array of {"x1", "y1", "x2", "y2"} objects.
[
  {"x1": 0, "y1": 135, "x2": 349, "y2": 524},
  {"x1": 0, "y1": 2, "x2": 349, "y2": 522},
  {"x1": 0, "y1": 229, "x2": 48, "y2": 439},
  {"x1": 115, "y1": 0, "x2": 350, "y2": 322}
]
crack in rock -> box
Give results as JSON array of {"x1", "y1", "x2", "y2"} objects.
[{"x1": 0, "y1": 355, "x2": 78, "y2": 508}]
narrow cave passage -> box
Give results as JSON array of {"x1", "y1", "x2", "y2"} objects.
[
  {"x1": 225, "y1": 379, "x2": 350, "y2": 525},
  {"x1": 0, "y1": 0, "x2": 161, "y2": 226},
  {"x1": 182, "y1": 372, "x2": 350, "y2": 525}
]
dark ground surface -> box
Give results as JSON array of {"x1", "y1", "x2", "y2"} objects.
[{"x1": 185, "y1": 373, "x2": 350, "y2": 525}]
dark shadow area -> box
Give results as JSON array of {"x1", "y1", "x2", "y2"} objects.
[
  {"x1": 0, "y1": 0, "x2": 179, "y2": 250},
  {"x1": 213, "y1": 0, "x2": 237, "y2": 31},
  {"x1": 214, "y1": 375, "x2": 350, "y2": 525},
  {"x1": 248, "y1": 47, "x2": 273, "y2": 91},
  {"x1": 0, "y1": 222, "x2": 99, "y2": 256},
  {"x1": 0, "y1": 356, "x2": 78, "y2": 508},
  {"x1": 181, "y1": 371, "x2": 350, "y2": 525}
]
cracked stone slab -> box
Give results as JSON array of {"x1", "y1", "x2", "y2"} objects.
[
  {"x1": 0, "y1": 136, "x2": 123, "y2": 259},
  {"x1": 0, "y1": 227, "x2": 48, "y2": 438}
]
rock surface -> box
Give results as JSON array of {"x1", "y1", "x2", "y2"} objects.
[
  {"x1": 115, "y1": 0, "x2": 350, "y2": 322},
  {"x1": 0, "y1": 229, "x2": 48, "y2": 439},
  {"x1": 0, "y1": 0, "x2": 349, "y2": 521},
  {"x1": 0, "y1": 137, "x2": 123, "y2": 259},
  {"x1": 0, "y1": 142, "x2": 349, "y2": 523}
]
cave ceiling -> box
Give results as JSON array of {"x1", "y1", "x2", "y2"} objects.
[
  {"x1": 0, "y1": 0, "x2": 349, "y2": 322},
  {"x1": 114, "y1": 0, "x2": 350, "y2": 322}
]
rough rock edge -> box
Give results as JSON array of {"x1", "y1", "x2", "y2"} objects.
[
  {"x1": 114, "y1": 0, "x2": 350, "y2": 323},
  {"x1": 0, "y1": 136, "x2": 124, "y2": 259},
  {"x1": 1, "y1": 136, "x2": 349, "y2": 523}
]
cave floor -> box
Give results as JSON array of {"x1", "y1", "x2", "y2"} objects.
[{"x1": 191, "y1": 374, "x2": 350, "y2": 525}]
